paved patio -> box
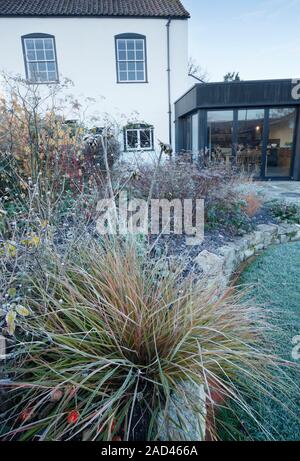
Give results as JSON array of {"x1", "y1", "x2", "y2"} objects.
[{"x1": 240, "y1": 181, "x2": 300, "y2": 205}]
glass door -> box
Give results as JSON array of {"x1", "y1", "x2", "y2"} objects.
[
  {"x1": 237, "y1": 109, "x2": 265, "y2": 176},
  {"x1": 207, "y1": 110, "x2": 234, "y2": 168},
  {"x1": 264, "y1": 108, "x2": 296, "y2": 178}
]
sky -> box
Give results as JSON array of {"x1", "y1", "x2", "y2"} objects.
[{"x1": 184, "y1": 0, "x2": 300, "y2": 81}]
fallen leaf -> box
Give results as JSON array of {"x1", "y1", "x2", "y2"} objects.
[
  {"x1": 16, "y1": 305, "x2": 30, "y2": 317},
  {"x1": 6, "y1": 310, "x2": 16, "y2": 335},
  {"x1": 8, "y1": 287, "x2": 17, "y2": 298}
]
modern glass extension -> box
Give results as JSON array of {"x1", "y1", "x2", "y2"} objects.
[
  {"x1": 202, "y1": 107, "x2": 296, "y2": 178},
  {"x1": 204, "y1": 108, "x2": 296, "y2": 178},
  {"x1": 175, "y1": 80, "x2": 300, "y2": 181}
]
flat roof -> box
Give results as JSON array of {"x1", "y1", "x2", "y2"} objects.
[{"x1": 175, "y1": 79, "x2": 300, "y2": 118}]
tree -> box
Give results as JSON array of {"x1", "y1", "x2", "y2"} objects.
[
  {"x1": 188, "y1": 58, "x2": 209, "y2": 83},
  {"x1": 224, "y1": 72, "x2": 241, "y2": 82}
]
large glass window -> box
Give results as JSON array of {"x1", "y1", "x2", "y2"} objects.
[
  {"x1": 116, "y1": 34, "x2": 146, "y2": 83},
  {"x1": 266, "y1": 108, "x2": 296, "y2": 177},
  {"x1": 182, "y1": 106, "x2": 297, "y2": 178},
  {"x1": 22, "y1": 34, "x2": 58, "y2": 83},
  {"x1": 207, "y1": 111, "x2": 234, "y2": 166},
  {"x1": 182, "y1": 116, "x2": 192, "y2": 152},
  {"x1": 237, "y1": 109, "x2": 265, "y2": 175}
]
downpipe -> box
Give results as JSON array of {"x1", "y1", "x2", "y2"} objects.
[{"x1": 166, "y1": 17, "x2": 172, "y2": 148}]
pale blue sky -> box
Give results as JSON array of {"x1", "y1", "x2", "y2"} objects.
[{"x1": 184, "y1": 0, "x2": 300, "y2": 81}]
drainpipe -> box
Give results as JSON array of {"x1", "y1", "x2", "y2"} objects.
[{"x1": 166, "y1": 17, "x2": 172, "y2": 147}]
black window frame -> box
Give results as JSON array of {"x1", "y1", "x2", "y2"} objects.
[
  {"x1": 21, "y1": 33, "x2": 59, "y2": 84},
  {"x1": 115, "y1": 33, "x2": 148, "y2": 84},
  {"x1": 201, "y1": 107, "x2": 298, "y2": 179}
]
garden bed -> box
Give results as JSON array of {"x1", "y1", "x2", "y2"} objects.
[{"x1": 1, "y1": 74, "x2": 300, "y2": 441}]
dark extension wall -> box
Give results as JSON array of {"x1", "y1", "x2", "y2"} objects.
[{"x1": 175, "y1": 79, "x2": 300, "y2": 181}]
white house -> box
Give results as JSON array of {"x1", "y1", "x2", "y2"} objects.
[{"x1": 0, "y1": 0, "x2": 190, "y2": 156}]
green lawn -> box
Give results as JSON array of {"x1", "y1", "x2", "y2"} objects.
[{"x1": 220, "y1": 242, "x2": 300, "y2": 441}]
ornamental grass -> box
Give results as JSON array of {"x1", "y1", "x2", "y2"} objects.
[{"x1": 0, "y1": 237, "x2": 294, "y2": 441}]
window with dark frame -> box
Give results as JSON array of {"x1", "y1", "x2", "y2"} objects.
[
  {"x1": 115, "y1": 34, "x2": 147, "y2": 83},
  {"x1": 124, "y1": 124, "x2": 154, "y2": 151},
  {"x1": 22, "y1": 34, "x2": 58, "y2": 83}
]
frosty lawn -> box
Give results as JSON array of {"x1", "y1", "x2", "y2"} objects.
[{"x1": 221, "y1": 242, "x2": 300, "y2": 440}]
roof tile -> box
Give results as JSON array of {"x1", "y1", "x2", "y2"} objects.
[{"x1": 0, "y1": 0, "x2": 190, "y2": 19}]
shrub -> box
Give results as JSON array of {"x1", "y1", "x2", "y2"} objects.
[
  {"x1": 0, "y1": 74, "x2": 120, "y2": 209},
  {"x1": 128, "y1": 161, "x2": 236, "y2": 201},
  {"x1": 0, "y1": 238, "x2": 292, "y2": 441},
  {"x1": 128, "y1": 161, "x2": 197, "y2": 201},
  {"x1": 206, "y1": 200, "x2": 253, "y2": 235},
  {"x1": 269, "y1": 201, "x2": 300, "y2": 224},
  {"x1": 128, "y1": 161, "x2": 254, "y2": 235}
]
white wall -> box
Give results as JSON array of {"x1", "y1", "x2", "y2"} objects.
[{"x1": 0, "y1": 17, "x2": 189, "y2": 155}]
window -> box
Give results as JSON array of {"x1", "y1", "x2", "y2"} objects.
[
  {"x1": 237, "y1": 109, "x2": 265, "y2": 175},
  {"x1": 192, "y1": 113, "x2": 199, "y2": 154},
  {"x1": 115, "y1": 34, "x2": 147, "y2": 83},
  {"x1": 266, "y1": 108, "x2": 296, "y2": 177},
  {"x1": 207, "y1": 110, "x2": 234, "y2": 165},
  {"x1": 124, "y1": 124, "x2": 154, "y2": 151},
  {"x1": 22, "y1": 33, "x2": 58, "y2": 83}
]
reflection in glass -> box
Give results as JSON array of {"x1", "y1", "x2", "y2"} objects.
[
  {"x1": 183, "y1": 116, "x2": 192, "y2": 152},
  {"x1": 127, "y1": 130, "x2": 138, "y2": 149},
  {"x1": 237, "y1": 109, "x2": 264, "y2": 175},
  {"x1": 266, "y1": 108, "x2": 296, "y2": 177},
  {"x1": 192, "y1": 113, "x2": 199, "y2": 155},
  {"x1": 207, "y1": 111, "x2": 234, "y2": 167}
]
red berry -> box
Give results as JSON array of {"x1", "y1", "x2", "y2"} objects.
[
  {"x1": 67, "y1": 410, "x2": 79, "y2": 425},
  {"x1": 19, "y1": 408, "x2": 33, "y2": 422}
]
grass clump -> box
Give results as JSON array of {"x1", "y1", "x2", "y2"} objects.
[{"x1": 0, "y1": 237, "x2": 293, "y2": 441}]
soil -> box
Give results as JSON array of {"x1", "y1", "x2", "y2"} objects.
[{"x1": 149, "y1": 205, "x2": 277, "y2": 277}]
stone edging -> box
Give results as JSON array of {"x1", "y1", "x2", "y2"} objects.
[
  {"x1": 150, "y1": 222, "x2": 300, "y2": 442},
  {"x1": 163, "y1": 222, "x2": 300, "y2": 442},
  {"x1": 195, "y1": 222, "x2": 300, "y2": 289}
]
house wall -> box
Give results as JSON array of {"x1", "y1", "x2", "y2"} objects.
[{"x1": 0, "y1": 17, "x2": 189, "y2": 156}]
